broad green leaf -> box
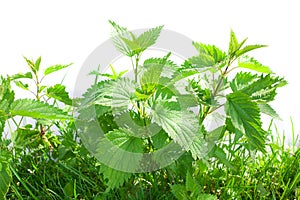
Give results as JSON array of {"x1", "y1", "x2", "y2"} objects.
[
  {"x1": 228, "y1": 29, "x2": 239, "y2": 55},
  {"x1": 230, "y1": 72, "x2": 287, "y2": 102},
  {"x1": 184, "y1": 54, "x2": 216, "y2": 69},
  {"x1": 258, "y1": 103, "x2": 281, "y2": 119},
  {"x1": 137, "y1": 25, "x2": 163, "y2": 51},
  {"x1": 100, "y1": 164, "x2": 132, "y2": 190},
  {"x1": 0, "y1": 162, "x2": 11, "y2": 198},
  {"x1": 238, "y1": 56, "x2": 272, "y2": 73},
  {"x1": 143, "y1": 54, "x2": 177, "y2": 69},
  {"x1": 151, "y1": 102, "x2": 204, "y2": 159},
  {"x1": 0, "y1": 149, "x2": 12, "y2": 198},
  {"x1": 23, "y1": 56, "x2": 36, "y2": 73},
  {"x1": 93, "y1": 78, "x2": 137, "y2": 109},
  {"x1": 120, "y1": 36, "x2": 141, "y2": 54},
  {"x1": 109, "y1": 21, "x2": 163, "y2": 56},
  {"x1": 10, "y1": 72, "x2": 32, "y2": 80},
  {"x1": 46, "y1": 84, "x2": 72, "y2": 105},
  {"x1": 79, "y1": 80, "x2": 113, "y2": 109},
  {"x1": 10, "y1": 99, "x2": 72, "y2": 120},
  {"x1": 186, "y1": 172, "x2": 199, "y2": 196},
  {"x1": 140, "y1": 63, "x2": 164, "y2": 93},
  {"x1": 225, "y1": 92, "x2": 266, "y2": 152},
  {"x1": 105, "y1": 128, "x2": 144, "y2": 153},
  {"x1": 193, "y1": 42, "x2": 226, "y2": 64},
  {"x1": 14, "y1": 81, "x2": 29, "y2": 90},
  {"x1": 0, "y1": 77, "x2": 14, "y2": 136},
  {"x1": 34, "y1": 56, "x2": 42, "y2": 72},
  {"x1": 151, "y1": 129, "x2": 169, "y2": 149},
  {"x1": 235, "y1": 44, "x2": 267, "y2": 57},
  {"x1": 44, "y1": 63, "x2": 72, "y2": 75},
  {"x1": 109, "y1": 20, "x2": 133, "y2": 56}
]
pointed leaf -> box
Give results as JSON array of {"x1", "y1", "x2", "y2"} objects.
[
  {"x1": 109, "y1": 20, "x2": 134, "y2": 57},
  {"x1": 137, "y1": 25, "x2": 163, "y2": 50},
  {"x1": 258, "y1": 103, "x2": 281, "y2": 119},
  {"x1": 230, "y1": 72, "x2": 287, "y2": 102},
  {"x1": 238, "y1": 56, "x2": 272, "y2": 73},
  {"x1": 236, "y1": 44, "x2": 267, "y2": 57},
  {"x1": 100, "y1": 164, "x2": 132, "y2": 190},
  {"x1": 140, "y1": 63, "x2": 164, "y2": 93},
  {"x1": 14, "y1": 81, "x2": 29, "y2": 90},
  {"x1": 193, "y1": 42, "x2": 226, "y2": 64},
  {"x1": 225, "y1": 92, "x2": 267, "y2": 152},
  {"x1": 151, "y1": 102, "x2": 204, "y2": 159},
  {"x1": 34, "y1": 56, "x2": 42, "y2": 71},
  {"x1": 93, "y1": 78, "x2": 137, "y2": 109},
  {"x1": 228, "y1": 29, "x2": 239, "y2": 55},
  {"x1": 44, "y1": 63, "x2": 72, "y2": 75},
  {"x1": 105, "y1": 128, "x2": 144, "y2": 153},
  {"x1": 46, "y1": 84, "x2": 72, "y2": 105},
  {"x1": 184, "y1": 54, "x2": 215, "y2": 69},
  {"x1": 10, "y1": 72, "x2": 32, "y2": 80},
  {"x1": 0, "y1": 162, "x2": 11, "y2": 198},
  {"x1": 10, "y1": 99, "x2": 72, "y2": 120},
  {"x1": 23, "y1": 56, "x2": 36, "y2": 73}
]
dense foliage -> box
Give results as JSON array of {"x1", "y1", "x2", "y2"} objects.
[{"x1": 0, "y1": 22, "x2": 299, "y2": 199}]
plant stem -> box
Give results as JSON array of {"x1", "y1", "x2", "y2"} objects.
[{"x1": 200, "y1": 60, "x2": 232, "y2": 124}]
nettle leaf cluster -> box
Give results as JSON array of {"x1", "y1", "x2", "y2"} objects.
[{"x1": 77, "y1": 22, "x2": 286, "y2": 189}]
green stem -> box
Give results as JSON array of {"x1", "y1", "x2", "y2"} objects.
[{"x1": 200, "y1": 60, "x2": 232, "y2": 124}]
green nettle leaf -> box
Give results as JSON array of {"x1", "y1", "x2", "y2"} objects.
[
  {"x1": 10, "y1": 99, "x2": 72, "y2": 120},
  {"x1": 151, "y1": 102, "x2": 204, "y2": 159},
  {"x1": 0, "y1": 162, "x2": 11, "y2": 198},
  {"x1": 228, "y1": 29, "x2": 239, "y2": 55},
  {"x1": 0, "y1": 77, "x2": 14, "y2": 136},
  {"x1": 258, "y1": 103, "x2": 280, "y2": 119},
  {"x1": 109, "y1": 21, "x2": 163, "y2": 56},
  {"x1": 34, "y1": 56, "x2": 42, "y2": 72},
  {"x1": 185, "y1": 171, "x2": 199, "y2": 195},
  {"x1": 23, "y1": 56, "x2": 36, "y2": 73},
  {"x1": 93, "y1": 78, "x2": 137, "y2": 109},
  {"x1": 235, "y1": 44, "x2": 267, "y2": 57},
  {"x1": 46, "y1": 84, "x2": 72, "y2": 105},
  {"x1": 192, "y1": 42, "x2": 227, "y2": 64},
  {"x1": 10, "y1": 72, "x2": 32, "y2": 80},
  {"x1": 109, "y1": 20, "x2": 133, "y2": 56},
  {"x1": 184, "y1": 54, "x2": 216, "y2": 69},
  {"x1": 225, "y1": 92, "x2": 267, "y2": 152},
  {"x1": 238, "y1": 56, "x2": 272, "y2": 73},
  {"x1": 100, "y1": 164, "x2": 132, "y2": 190},
  {"x1": 105, "y1": 128, "x2": 144, "y2": 153},
  {"x1": 14, "y1": 81, "x2": 29, "y2": 91},
  {"x1": 140, "y1": 63, "x2": 164, "y2": 93},
  {"x1": 44, "y1": 63, "x2": 72, "y2": 75},
  {"x1": 136, "y1": 25, "x2": 163, "y2": 51},
  {"x1": 230, "y1": 72, "x2": 287, "y2": 102}
]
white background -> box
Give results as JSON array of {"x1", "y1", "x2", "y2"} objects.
[{"x1": 0, "y1": 0, "x2": 299, "y2": 142}]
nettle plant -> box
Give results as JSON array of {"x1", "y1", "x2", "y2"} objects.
[
  {"x1": 0, "y1": 58, "x2": 72, "y2": 196},
  {"x1": 77, "y1": 21, "x2": 286, "y2": 189}
]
